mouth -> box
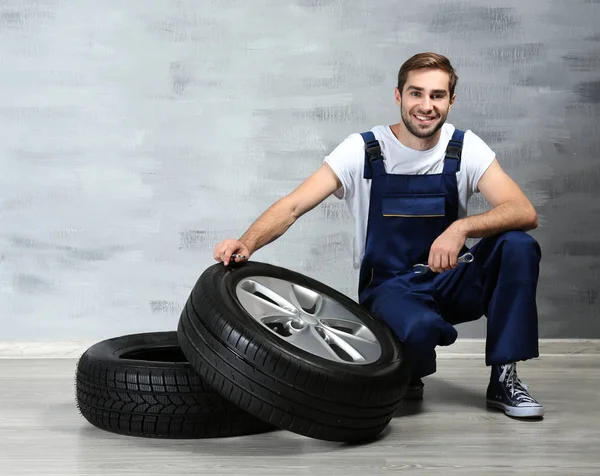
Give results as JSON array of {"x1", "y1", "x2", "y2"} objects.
[{"x1": 412, "y1": 114, "x2": 438, "y2": 125}]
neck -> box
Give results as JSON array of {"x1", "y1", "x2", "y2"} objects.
[{"x1": 390, "y1": 122, "x2": 442, "y2": 151}]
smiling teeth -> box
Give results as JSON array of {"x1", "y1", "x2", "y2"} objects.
[{"x1": 416, "y1": 115, "x2": 433, "y2": 121}]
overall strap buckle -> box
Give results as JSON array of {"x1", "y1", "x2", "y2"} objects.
[
  {"x1": 360, "y1": 131, "x2": 383, "y2": 179},
  {"x1": 366, "y1": 141, "x2": 383, "y2": 161},
  {"x1": 443, "y1": 128, "x2": 465, "y2": 173}
]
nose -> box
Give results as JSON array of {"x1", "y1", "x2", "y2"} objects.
[{"x1": 420, "y1": 96, "x2": 432, "y2": 111}]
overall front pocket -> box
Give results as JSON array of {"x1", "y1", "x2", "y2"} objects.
[{"x1": 381, "y1": 193, "x2": 446, "y2": 218}]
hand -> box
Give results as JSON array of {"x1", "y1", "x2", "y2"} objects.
[
  {"x1": 213, "y1": 239, "x2": 251, "y2": 266},
  {"x1": 428, "y1": 224, "x2": 468, "y2": 273}
]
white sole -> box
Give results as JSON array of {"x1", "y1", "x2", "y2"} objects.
[{"x1": 486, "y1": 400, "x2": 545, "y2": 418}]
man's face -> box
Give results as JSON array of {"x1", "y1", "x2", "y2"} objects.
[{"x1": 396, "y1": 69, "x2": 455, "y2": 139}]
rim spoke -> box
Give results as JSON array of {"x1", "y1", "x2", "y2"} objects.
[
  {"x1": 261, "y1": 315, "x2": 297, "y2": 325},
  {"x1": 314, "y1": 297, "x2": 365, "y2": 324},
  {"x1": 319, "y1": 318, "x2": 378, "y2": 342},
  {"x1": 290, "y1": 283, "x2": 323, "y2": 315},
  {"x1": 236, "y1": 286, "x2": 296, "y2": 319},
  {"x1": 320, "y1": 326, "x2": 381, "y2": 363},
  {"x1": 287, "y1": 326, "x2": 340, "y2": 361},
  {"x1": 248, "y1": 276, "x2": 304, "y2": 312}
]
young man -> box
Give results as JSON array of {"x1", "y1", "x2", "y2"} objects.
[{"x1": 213, "y1": 52, "x2": 544, "y2": 418}]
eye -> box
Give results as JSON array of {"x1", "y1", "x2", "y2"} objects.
[{"x1": 411, "y1": 92, "x2": 420, "y2": 97}]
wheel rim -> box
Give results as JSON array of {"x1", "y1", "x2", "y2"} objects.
[{"x1": 234, "y1": 276, "x2": 382, "y2": 365}]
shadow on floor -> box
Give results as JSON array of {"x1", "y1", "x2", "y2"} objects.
[{"x1": 393, "y1": 376, "x2": 484, "y2": 418}]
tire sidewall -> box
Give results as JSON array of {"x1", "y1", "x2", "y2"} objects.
[{"x1": 80, "y1": 332, "x2": 192, "y2": 370}]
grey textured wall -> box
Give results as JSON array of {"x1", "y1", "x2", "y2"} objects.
[{"x1": 1, "y1": 0, "x2": 599, "y2": 341}]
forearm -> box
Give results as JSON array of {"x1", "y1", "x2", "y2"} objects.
[
  {"x1": 452, "y1": 200, "x2": 538, "y2": 239},
  {"x1": 239, "y1": 197, "x2": 298, "y2": 254}
]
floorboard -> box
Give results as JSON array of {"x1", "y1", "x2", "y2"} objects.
[{"x1": 0, "y1": 356, "x2": 598, "y2": 475}]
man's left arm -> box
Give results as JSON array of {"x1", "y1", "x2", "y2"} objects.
[
  {"x1": 428, "y1": 158, "x2": 538, "y2": 272},
  {"x1": 451, "y1": 158, "x2": 538, "y2": 238}
]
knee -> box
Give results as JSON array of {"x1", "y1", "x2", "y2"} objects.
[
  {"x1": 498, "y1": 231, "x2": 537, "y2": 246},
  {"x1": 374, "y1": 303, "x2": 438, "y2": 348},
  {"x1": 498, "y1": 231, "x2": 541, "y2": 260},
  {"x1": 403, "y1": 315, "x2": 443, "y2": 349}
]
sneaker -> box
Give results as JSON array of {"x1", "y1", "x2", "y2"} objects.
[
  {"x1": 486, "y1": 362, "x2": 544, "y2": 418},
  {"x1": 403, "y1": 377, "x2": 424, "y2": 401}
]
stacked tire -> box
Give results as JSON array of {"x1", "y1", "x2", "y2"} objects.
[
  {"x1": 76, "y1": 261, "x2": 411, "y2": 442},
  {"x1": 75, "y1": 332, "x2": 273, "y2": 439}
]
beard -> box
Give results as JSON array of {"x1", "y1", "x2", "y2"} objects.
[{"x1": 400, "y1": 104, "x2": 448, "y2": 139}]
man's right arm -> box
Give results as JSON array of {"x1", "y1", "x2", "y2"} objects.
[{"x1": 214, "y1": 163, "x2": 342, "y2": 265}]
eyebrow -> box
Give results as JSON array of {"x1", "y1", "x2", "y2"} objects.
[{"x1": 406, "y1": 85, "x2": 448, "y2": 95}]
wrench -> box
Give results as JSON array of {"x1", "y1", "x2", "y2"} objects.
[
  {"x1": 224, "y1": 253, "x2": 247, "y2": 267},
  {"x1": 413, "y1": 252, "x2": 474, "y2": 274}
]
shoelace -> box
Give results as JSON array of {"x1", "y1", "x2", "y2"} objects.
[{"x1": 498, "y1": 363, "x2": 537, "y2": 404}]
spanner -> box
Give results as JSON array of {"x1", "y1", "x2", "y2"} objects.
[
  {"x1": 225, "y1": 253, "x2": 247, "y2": 267},
  {"x1": 413, "y1": 252, "x2": 474, "y2": 274}
]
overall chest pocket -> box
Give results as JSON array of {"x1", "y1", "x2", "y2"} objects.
[{"x1": 381, "y1": 193, "x2": 446, "y2": 218}]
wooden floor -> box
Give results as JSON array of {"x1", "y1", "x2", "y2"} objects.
[{"x1": 1, "y1": 356, "x2": 599, "y2": 475}]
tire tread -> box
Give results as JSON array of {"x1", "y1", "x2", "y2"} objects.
[{"x1": 76, "y1": 334, "x2": 274, "y2": 439}]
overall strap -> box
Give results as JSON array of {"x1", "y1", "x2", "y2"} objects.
[
  {"x1": 360, "y1": 131, "x2": 383, "y2": 179},
  {"x1": 442, "y1": 128, "x2": 465, "y2": 174}
]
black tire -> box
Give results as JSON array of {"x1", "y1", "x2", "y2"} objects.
[
  {"x1": 177, "y1": 261, "x2": 410, "y2": 443},
  {"x1": 75, "y1": 332, "x2": 275, "y2": 439}
]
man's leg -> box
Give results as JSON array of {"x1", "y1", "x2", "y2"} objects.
[
  {"x1": 433, "y1": 230, "x2": 544, "y2": 418},
  {"x1": 363, "y1": 281, "x2": 458, "y2": 399}
]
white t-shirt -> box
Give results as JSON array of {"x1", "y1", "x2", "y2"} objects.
[{"x1": 323, "y1": 123, "x2": 496, "y2": 263}]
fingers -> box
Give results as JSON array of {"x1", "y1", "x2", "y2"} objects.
[
  {"x1": 440, "y1": 254, "x2": 449, "y2": 272},
  {"x1": 428, "y1": 253, "x2": 441, "y2": 273},
  {"x1": 427, "y1": 231, "x2": 467, "y2": 273},
  {"x1": 428, "y1": 252, "x2": 457, "y2": 273},
  {"x1": 214, "y1": 240, "x2": 249, "y2": 266},
  {"x1": 448, "y1": 252, "x2": 458, "y2": 270},
  {"x1": 213, "y1": 240, "x2": 233, "y2": 265},
  {"x1": 223, "y1": 242, "x2": 237, "y2": 266}
]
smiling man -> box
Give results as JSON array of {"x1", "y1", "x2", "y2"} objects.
[{"x1": 213, "y1": 52, "x2": 544, "y2": 419}]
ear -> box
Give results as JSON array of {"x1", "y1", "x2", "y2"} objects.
[
  {"x1": 449, "y1": 93, "x2": 456, "y2": 109},
  {"x1": 395, "y1": 87, "x2": 402, "y2": 106}
]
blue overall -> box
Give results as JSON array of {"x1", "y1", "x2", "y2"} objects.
[{"x1": 357, "y1": 129, "x2": 540, "y2": 379}]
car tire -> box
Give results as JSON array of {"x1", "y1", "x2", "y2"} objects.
[
  {"x1": 75, "y1": 331, "x2": 275, "y2": 438},
  {"x1": 178, "y1": 261, "x2": 410, "y2": 443}
]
